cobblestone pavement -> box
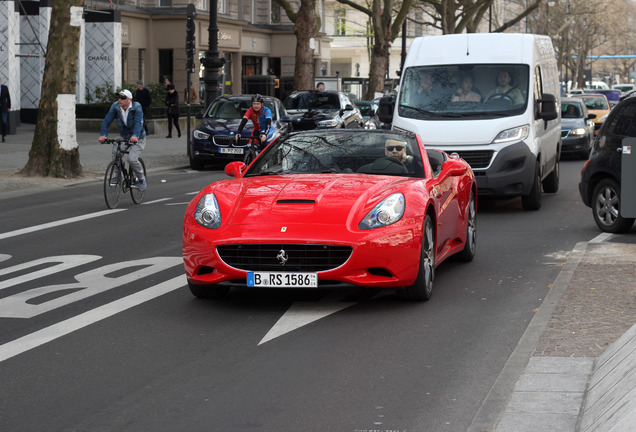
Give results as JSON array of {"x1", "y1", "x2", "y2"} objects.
[{"x1": 534, "y1": 242, "x2": 636, "y2": 358}]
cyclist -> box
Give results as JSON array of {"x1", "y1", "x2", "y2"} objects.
[
  {"x1": 98, "y1": 89, "x2": 147, "y2": 191},
  {"x1": 234, "y1": 94, "x2": 272, "y2": 148}
]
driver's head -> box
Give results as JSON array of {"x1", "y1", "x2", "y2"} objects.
[
  {"x1": 385, "y1": 139, "x2": 407, "y2": 159},
  {"x1": 497, "y1": 70, "x2": 512, "y2": 87}
]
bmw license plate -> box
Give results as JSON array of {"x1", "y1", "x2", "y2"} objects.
[
  {"x1": 247, "y1": 272, "x2": 318, "y2": 288},
  {"x1": 219, "y1": 147, "x2": 244, "y2": 154}
]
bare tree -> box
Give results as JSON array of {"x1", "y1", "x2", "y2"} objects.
[
  {"x1": 21, "y1": 0, "x2": 84, "y2": 178},
  {"x1": 274, "y1": 0, "x2": 321, "y2": 91},
  {"x1": 336, "y1": 0, "x2": 413, "y2": 100}
]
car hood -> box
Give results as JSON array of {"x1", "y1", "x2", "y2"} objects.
[
  {"x1": 207, "y1": 174, "x2": 414, "y2": 227},
  {"x1": 287, "y1": 110, "x2": 339, "y2": 122},
  {"x1": 561, "y1": 118, "x2": 586, "y2": 128},
  {"x1": 195, "y1": 118, "x2": 243, "y2": 135}
]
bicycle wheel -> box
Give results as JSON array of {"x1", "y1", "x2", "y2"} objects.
[
  {"x1": 130, "y1": 158, "x2": 147, "y2": 204},
  {"x1": 103, "y1": 161, "x2": 122, "y2": 209},
  {"x1": 242, "y1": 148, "x2": 256, "y2": 166}
]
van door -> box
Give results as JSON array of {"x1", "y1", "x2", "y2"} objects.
[{"x1": 533, "y1": 65, "x2": 559, "y2": 183}]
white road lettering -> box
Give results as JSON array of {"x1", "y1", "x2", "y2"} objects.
[
  {"x1": 0, "y1": 255, "x2": 102, "y2": 292},
  {"x1": 0, "y1": 256, "x2": 183, "y2": 318},
  {"x1": 0, "y1": 275, "x2": 186, "y2": 363},
  {"x1": 0, "y1": 209, "x2": 126, "y2": 240}
]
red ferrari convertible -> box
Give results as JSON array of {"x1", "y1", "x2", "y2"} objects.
[{"x1": 183, "y1": 129, "x2": 476, "y2": 301}]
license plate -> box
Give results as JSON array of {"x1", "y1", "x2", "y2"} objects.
[
  {"x1": 247, "y1": 272, "x2": 318, "y2": 288},
  {"x1": 220, "y1": 147, "x2": 244, "y2": 154}
]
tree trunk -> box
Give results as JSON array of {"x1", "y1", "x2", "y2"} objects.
[
  {"x1": 294, "y1": 0, "x2": 317, "y2": 91},
  {"x1": 21, "y1": 0, "x2": 84, "y2": 178}
]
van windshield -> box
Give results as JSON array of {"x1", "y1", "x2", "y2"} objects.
[{"x1": 398, "y1": 64, "x2": 530, "y2": 119}]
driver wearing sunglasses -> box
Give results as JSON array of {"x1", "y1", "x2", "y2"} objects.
[{"x1": 385, "y1": 138, "x2": 413, "y2": 167}]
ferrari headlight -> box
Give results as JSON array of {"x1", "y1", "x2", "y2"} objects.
[
  {"x1": 193, "y1": 130, "x2": 210, "y2": 140},
  {"x1": 194, "y1": 193, "x2": 221, "y2": 229},
  {"x1": 359, "y1": 193, "x2": 405, "y2": 230},
  {"x1": 317, "y1": 119, "x2": 339, "y2": 128},
  {"x1": 493, "y1": 125, "x2": 529, "y2": 143},
  {"x1": 570, "y1": 127, "x2": 586, "y2": 136}
]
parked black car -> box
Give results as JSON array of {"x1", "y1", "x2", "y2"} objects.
[
  {"x1": 579, "y1": 95, "x2": 636, "y2": 233},
  {"x1": 189, "y1": 95, "x2": 289, "y2": 170},
  {"x1": 283, "y1": 91, "x2": 363, "y2": 130},
  {"x1": 561, "y1": 97, "x2": 595, "y2": 159}
]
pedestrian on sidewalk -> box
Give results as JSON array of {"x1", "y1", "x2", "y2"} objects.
[
  {"x1": 0, "y1": 77, "x2": 10, "y2": 142},
  {"x1": 136, "y1": 80, "x2": 152, "y2": 135},
  {"x1": 165, "y1": 84, "x2": 181, "y2": 138}
]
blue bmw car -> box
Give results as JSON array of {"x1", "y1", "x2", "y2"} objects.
[{"x1": 189, "y1": 95, "x2": 290, "y2": 170}]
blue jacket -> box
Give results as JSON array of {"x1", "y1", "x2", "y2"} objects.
[{"x1": 100, "y1": 101, "x2": 146, "y2": 139}]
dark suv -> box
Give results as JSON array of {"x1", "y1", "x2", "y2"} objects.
[{"x1": 579, "y1": 96, "x2": 636, "y2": 232}]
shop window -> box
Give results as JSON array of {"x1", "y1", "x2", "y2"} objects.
[{"x1": 243, "y1": 56, "x2": 262, "y2": 76}]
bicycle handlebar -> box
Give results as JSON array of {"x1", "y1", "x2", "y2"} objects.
[{"x1": 100, "y1": 138, "x2": 130, "y2": 145}]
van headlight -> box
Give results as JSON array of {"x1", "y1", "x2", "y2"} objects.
[{"x1": 493, "y1": 125, "x2": 530, "y2": 143}]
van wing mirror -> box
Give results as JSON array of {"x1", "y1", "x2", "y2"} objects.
[
  {"x1": 538, "y1": 93, "x2": 558, "y2": 121},
  {"x1": 378, "y1": 96, "x2": 395, "y2": 124}
]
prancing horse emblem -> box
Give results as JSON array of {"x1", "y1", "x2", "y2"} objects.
[{"x1": 276, "y1": 249, "x2": 288, "y2": 266}]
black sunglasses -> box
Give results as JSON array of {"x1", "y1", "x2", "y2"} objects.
[
  {"x1": 118, "y1": 95, "x2": 128, "y2": 100},
  {"x1": 386, "y1": 145, "x2": 404, "y2": 151}
]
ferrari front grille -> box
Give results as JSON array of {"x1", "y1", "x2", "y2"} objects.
[{"x1": 217, "y1": 244, "x2": 352, "y2": 272}]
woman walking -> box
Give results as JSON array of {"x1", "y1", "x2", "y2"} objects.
[{"x1": 165, "y1": 84, "x2": 181, "y2": 138}]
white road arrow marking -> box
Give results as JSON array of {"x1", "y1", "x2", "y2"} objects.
[{"x1": 259, "y1": 290, "x2": 357, "y2": 345}]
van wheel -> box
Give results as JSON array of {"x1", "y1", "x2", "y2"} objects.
[
  {"x1": 522, "y1": 163, "x2": 542, "y2": 211},
  {"x1": 592, "y1": 178, "x2": 635, "y2": 233},
  {"x1": 542, "y1": 159, "x2": 559, "y2": 193}
]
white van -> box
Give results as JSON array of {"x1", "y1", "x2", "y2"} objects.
[{"x1": 379, "y1": 33, "x2": 561, "y2": 210}]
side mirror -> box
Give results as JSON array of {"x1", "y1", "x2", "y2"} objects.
[
  {"x1": 587, "y1": 113, "x2": 597, "y2": 120},
  {"x1": 441, "y1": 158, "x2": 468, "y2": 177},
  {"x1": 224, "y1": 161, "x2": 246, "y2": 178},
  {"x1": 378, "y1": 96, "x2": 395, "y2": 124},
  {"x1": 537, "y1": 93, "x2": 558, "y2": 121}
]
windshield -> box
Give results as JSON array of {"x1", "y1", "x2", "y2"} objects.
[
  {"x1": 284, "y1": 92, "x2": 341, "y2": 112},
  {"x1": 205, "y1": 100, "x2": 277, "y2": 120},
  {"x1": 578, "y1": 96, "x2": 609, "y2": 110},
  {"x1": 245, "y1": 131, "x2": 425, "y2": 178},
  {"x1": 398, "y1": 64, "x2": 530, "y2": 119},
  {"x1": 356, "y1": 102, "x2": 378, "y2": 119}
]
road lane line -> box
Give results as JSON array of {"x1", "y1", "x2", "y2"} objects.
[
  {"x1": 0, "y1": 275, "x2": 186, "y2": 363},
  {"x1": 0, "y1": 209, "x2": 126, "y2": 240},
  {"x1": 142, "y1": 198, "x2": 172, "y2": 205}
]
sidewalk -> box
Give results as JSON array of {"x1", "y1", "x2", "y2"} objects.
[
  {"x1": 0, "y1": 123, "x2": 191, "y2": 196},
  {"x1": 1, "y1": 124, "x2": 635, "y2": 432}
]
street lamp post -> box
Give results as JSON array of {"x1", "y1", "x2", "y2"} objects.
[{"x1": 202, "y1": 0, "x2": 226, "y2": 108}]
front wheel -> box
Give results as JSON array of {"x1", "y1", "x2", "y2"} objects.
[
  {"x1": 397, "y1": 214, "x2": 435, "y2": 301},
  {"x1": 130, "y1": 158, "x2": 147, "y2": 204},
  {"x1": 242, "y1": 148, "x2": 256, "y2": 166},
  {"x1": 592, "y1": 178, "x2": 635, "y2": 233},
  {"x1": 542, "y1": 158, "x2": 559, "y2": 194},
  {"x1": 103, "y1": 161, "x2": 122, "y2": 209},
  {"x1": 522, "y1": 162, "x2": 542, "y2": 211}
]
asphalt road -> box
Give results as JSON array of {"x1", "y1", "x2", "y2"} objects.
[{"x1": 0, "y1": 159, "x2": 606, "y2": 432}]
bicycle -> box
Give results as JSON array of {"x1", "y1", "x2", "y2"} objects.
[
  {"x1": 237, "y1": 131, "x2": 266, "y2": 166},
  {"x1": 101, "y1": 138, "x2": 147, "y2": 209}
]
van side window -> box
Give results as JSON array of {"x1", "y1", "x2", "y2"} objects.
[{"x1": 599, "y1": 101, "x2": 636, "y2": 151}]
